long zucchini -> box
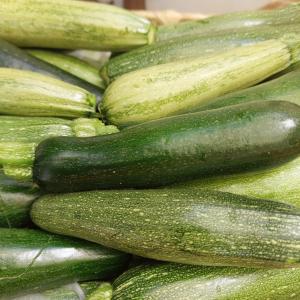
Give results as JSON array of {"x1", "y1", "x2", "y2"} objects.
[
  {"x1": 33, "y1": 101, "x2": 300, "y2": 193},
  {"x1": 0, "y1": 171, "x2": 39, "y2": 228},
  {"x1": 0, "y1": 229, "x2": 128, "y2": 299},
  {"x1": 112, "y1": 263, "x2": 300, "y2": 300},
  {"x1": 0, "y1": 68, "x2": 97, "y2": 118},
  {"x1": 101, "y1": 40, "x2": 298, "y2": 126},
  {"x1": 157, "y1": 4, "x2": 300, "y2": 41},
  {"x1": 0, "y1": 39, "x2": 103, "y2": 101},
  {"x1": 0, "y1": 0, "x2": 155, "y2": 51},
  {"x1": 0, "y1": 116, "x2": 118, "y2": 181},
  {"x1": 28, "y1": 49, "x2": 105, "y2": 89},
  {"x1": 177, "y1": 156, "x2": 300, "y2": 208},
  {"x1": 31, "y1": 189, "x2": 300, "y2": 268},
  {"x1": 101, "y1": 29, "x2": 300, "y2": 84}
]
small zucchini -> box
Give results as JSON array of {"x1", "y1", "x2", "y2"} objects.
[
  {"x1": 112, "y1": 263, "x2": 300, "y2": 300},
  {"x1": 0, "y1": 228, "x2": 129, "y2": 299},
  {"x1": 31, "y1": 188, "x2": 300, "y2": 268}
]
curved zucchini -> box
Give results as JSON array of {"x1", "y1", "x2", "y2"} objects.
[
  {"x1": 28, "y1": 49, "x2": 105, "y2": 89},
  {"x1": 101, "y1": 40, "x2": 295, "y2": 126},
  {"x1": 112, "y1": 263, "x2": 300, "y2": 300},
  {"x1": 157, "y1": 4, "x2": 300, "y2": 41},
  {"x1": 31, "y1": 189, "x2": 300, "y2": 268},
  {"x1": 0, "y1": 0, "x2": 155, "y2": 51},
  {"x1": 101, "y1": 29, "x2": 300, "y2": 84},
  {"x1": 0, "y1": 38, "x2": 103, "y2": 101},
  {"x1": 34, "y1": 101, "x2": 300, "y2": 193},
  {"x1": 190, "y1": 69, "x2": 300, "y2": 112},
  {"x1": 0, "y1": 170, "x2": 39, "y2": 227},
  {"x1": 0, "y1": 228, "x2": 129, "y2": 299}
]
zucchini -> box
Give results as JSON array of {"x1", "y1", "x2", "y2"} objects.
[
  {"x1": 28, "y1": 49, "x2": 105, "y2": 89},
  {"x1": 101, "y1": 29, "x2": 300, "y2": 84},
  {"x1": 31, "y1": 188, "x2": 300, "y2": 268},
  {"x1": 0, "y1": 0, "x2": 155, "y2": 51},
  {"x1": 0, "y1": 170, "x2": 39, "y2": 228},
  {"x1": 101, "y1": 40, "x2": 297, "y2": 126},
  {"x1": 0, "y1": 116, "x2": 118, "y2": 181},
  {"x1": 33, "y1": 101, "x2": 300, "y2": 193},
  {"x1": 68, "y1": 50, "x2": 111, "y2": 69},
  {"x1": 0, "y1": 68, "x2": 97, "y2": 118},
  {"x1": 157, "y1": 4, "x2": 300, "y2": 41},
  {"x1": 86, "y1": 282, "x2": 113, "y2": 300},
  {"x1": 0, "y1": 228, "x2": 129, "y2": 299},
  {"x1": 112, "y1": 263, "x2": 300, "y2": 300},
  {"x1": 177, "y1": 156, "x2": 300, "y2": 208},
  {"x1": 0, "y1": 38, "x2": 103, "y2": 101}
]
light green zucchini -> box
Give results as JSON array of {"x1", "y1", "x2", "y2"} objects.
[
  {"x1": 0, "y1": 0, "x2": 155, "y2": 51},
  {"x1": 101, "y1": 39, "x2": 298, "y2": 127},
  {"x1": 86, "y1": 282, "x2": 113, "y2": 300}
]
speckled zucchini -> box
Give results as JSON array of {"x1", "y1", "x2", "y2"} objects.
[
  {"x1": 31, "y1": 188, "x2": 300, "y2": 268},
  {"x1": 33, "y1": 101, "x2": 300, "y2": 193},
  {"x1": 0, "y1": 116, "x2": 118, "y2": 180},
  {"x1": 0, "y1": 170, "x2": 39, "y2": 228},
  {"x1": 0, "y1": 0, "x2": 155, "y2": 51},
  {"x1": 0, "y1": 39, "x2": 103, "y2": 101},
  {"x1": 101, "y1": 29, "x2": 300, "y2": 84},
  {"x1": 0, "y1": 228, "x2": 129, "y2": 299},
  {"x1": 28, "y1": 49, "x2": 105, "y2": 89},
  {"x1": 112, "y1": 263, "x2": 300, "y2": 300},
  {"x1": 86, "y1": 282, "x2": 113, "y2": 300},
  {"x1": 157, "y1": 4, "x2": 300, "y2": 41},
  {"x1": 101, "y1": 40, "x2": 298, "y2": 126}
]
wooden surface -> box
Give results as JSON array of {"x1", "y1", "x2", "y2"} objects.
[{"x1": 124, "y1": 0, "x2": 146, "y2": 9}]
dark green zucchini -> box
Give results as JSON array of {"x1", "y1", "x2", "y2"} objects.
[
  {"x1": 33, "y1": 101, "x2": 300, "y2": 193},
  {"x1": 157, "y1": 4, "x2": 300, "y2": 41},
  {"x1": 190, "y1": 69, "x2": 300, "y2": 112},
  {"x1": 112, "y1": 263, "x2": 300, "y2": 300},
  {"x1": 0, "y1": 170, "x2": 39, "y2": 228},
  {"x1": 0, "y1": 39, "x2": 103, "y2": 102},
  {"x1": 0, "y1": 228, "x2": 129, "y2": 299},
  {"x1": 31, "y1": 189, "x2": 300, "y2": 268}
]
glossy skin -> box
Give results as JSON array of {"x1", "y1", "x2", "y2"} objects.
[
  {"x1": 0, "y1": 171, "x2": 39, "y2": 227},
  {"x1": 31, "y1": 189, "x2": 300, "y2": 268},
  {"x1": 112, "y1": 263, "x2": 300, "y2": 300},
  {"x1": 0, "y1": 38, "x2": 103, "y2": 101},
  {"x1": 0, "y1": 229, "x2": 129, "y2": 299},
  {"x1": 34, "y1": 101, "x2": 300, "y2": 193}
]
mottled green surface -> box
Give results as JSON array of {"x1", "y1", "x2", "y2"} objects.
[
  {"x1": 0, "y1": 229, "x2": 129, "y2": 299},
  {"x1": 101, "y1": 40, "x2": 291, "y2": 126},
  {"x1": 0, "y1": 0, "x2": 154, "y2": 51},
  {"x1": 157, "y1": 4, "x2": 300, "y2": 41},
  {"x1": 86, "y1": 282, "x2": 113, "y2": 300},
  {"x1": 113, "y1": 263, "x2": 300, "y2": 300},
  {"x1": 32, "y1": 189, "x2": 300, "y2": 268},
  {"x1": 34, "y1": 101, "x2": 300, "y2": 192}
]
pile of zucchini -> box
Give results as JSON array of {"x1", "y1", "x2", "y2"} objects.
[{"x1": 1, "y1": 1, "x2": 300, "y2": 299}]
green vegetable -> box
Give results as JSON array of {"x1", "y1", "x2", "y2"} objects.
[
  {"x1": 112, "y1": 263, "x2": 300, "y2": 300},
  {"x1": 177, "y1": 156, "x2": 300, "y2": 208},
  {"x1": 0, "y1": 116, "x2": 118, "y2": 180},
  {"x1": 0, "y1": 228, "x2": 129, "y2": 299},
  {"x1": 31, "y1": 189, "x2": 300, "y2": 268},
  {"x1": 28, "y1": 49, "x2": 105, "y2": 89},
  {"x1": 33, "y1": 101, "x2": 300, "y2": 193},
  {"x1": 101, "y1": 40, "x2": 298, "y2": 126},
  {"x1": 0, "y1": 38, "x2": 103, "y2": 101},
  {"x1": 0, "y1": 170, "x2": 39, "y2": 228},
  {"x1": 86, "y1": 282, "x2": 113, "y2": 300},
  {"x1": 101, "y1": 29, "x2": 300, "y2": 84},
  {"x1": 0, "y1": 0, "x2": 155, "y2": 51},
  {"x1": 157, "y1": 4, "x2": 300, "y2": 41}
]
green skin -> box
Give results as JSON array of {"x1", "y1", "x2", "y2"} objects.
[
  {"x1": 112, "y1": 263, "x2": 300, "y2": 300},
  {"x1": 190, "y1": 69, "x2": 300, "y2": 112},
  {"x1": 0, "y1": 229, "x2": 129, "y2": 299},
  {"x1": 157, "y1": 4, "x2": 300, "y2": 41},
  {"x1": 0, "y1": 170, "x2": 39, "y2": 227},
  {"x1": 33, "y1": 101, "x2": 300, "y2": 193},
  {"x1": 101, "y1": 27, "x2": 300, "y2": 84},
  {"x1": 31, "y1": 189, "x2": 300, "y2": 268}
]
